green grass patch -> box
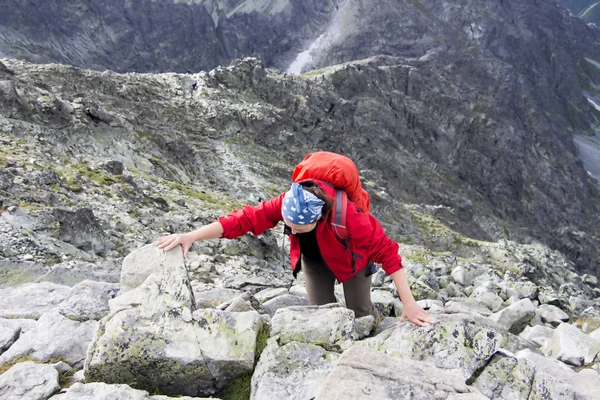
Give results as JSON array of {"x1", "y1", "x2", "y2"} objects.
[{"x1": 222, "y1": 323, "x2": 270, "y2": 400}]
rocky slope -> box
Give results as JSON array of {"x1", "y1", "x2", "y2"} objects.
[
  {"x1": 561, "y1": 0, "x2": 600, "y2": 24},
  {"x1": 3, "y1": 0, "x2": 600, "y2": 276}
]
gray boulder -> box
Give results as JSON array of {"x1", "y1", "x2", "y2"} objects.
[
  {"x1": 547, "y1": 323, "x2": 600, "y2": 366},
  {"x1": 270, "y1": 304, "x2": 355, "y2": 352},
  {"x1": 262, "y1": 294, "x2": 309, "y2": 316},
  {"x1": 250, "y1": 339, "x2": 339, "y2": 400},
  {"x1": 48, "y1": 382, "x2": 219, "y2": 399},
  {"x1": 119, "y1": 243, "x2": 181, "y2": 293},
  {"x1": 358, "y1": 313, "x2": 507, "y2": 380},
  {"x1": 0, "y1": 361, "x2": 60, "y2": 400},
  {"x1": 315, "y1": 346, "x2": 483, "y2": 400},
  {"x1": 254, "y1": 288, "x2": 290, "y2": 303},
  {"x1": 0, "y1": 319, "x2": 20, "y2": 354},
  {"x1": 85, "y1": 245, "x2": 261, "y2": 397},
  {"x1": 471, "y1": 349, "x2": 534, "y2": 399},
  {"x1": 0, "y1": 282, "x2": 71, "y2": 319},
  {"x1": 57, "y1": 280, "x2": 119, "y2": 321},
  {"x1": 519, "y1": 325, "x2": 554, "y2": 348},
  {"x1": 516, "y1": 349, "x2": 600, "y2": 400},
  {"x1": 489, "y1": 298, "x2": 536, "y2": 334},
  {"x1": 0, "y1": 311, "x2": 97, "y2": 368},
  {"x1": 536, "y1": 304, "x2": 569, "y2": 326},
  {"x1": 194, "y1": 287, "x2": 242, "y2": 308}
]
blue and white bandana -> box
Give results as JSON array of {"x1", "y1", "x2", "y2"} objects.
[{"x1": 282, "y1": 183, "x2": 325, "y2": 225}]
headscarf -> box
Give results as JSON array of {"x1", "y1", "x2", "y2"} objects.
[{"x1": 282, "y1": 183, "x2": 324, "y2": 225}]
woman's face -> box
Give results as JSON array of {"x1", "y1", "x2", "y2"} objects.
[{"x1": 284, "y1": 218, "x2": 319, "y2": 235}]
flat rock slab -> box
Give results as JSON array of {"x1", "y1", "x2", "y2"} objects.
[
  {"x1": 0, "y1": 361, "x2": 60, "y2": 400},
  {"x1": 48, "y1": 382, "x2": 221, "y2": 399},
  {"x1": 271, "y1": 304, "x2": 355, "y2": 352},
  {"x1": 57, "y1": 280, "x2": 119, "y2": 321},
  {"x1": 0, "y1": 281, "x2": 71, "y2": 319},
  {"x1": 359, "y1": 313, "x2": 507, "y2": 380},
  {"x1": 548, "y1": 322, "x2": 600, "y2": 366},
  {"x1": 0, "y1": 311, "x2": 97, "y2": 368},
  {"x1": 251, "y1": 339, "x2": 339, "y2": 400},
  {"x1": 315, "y1": 346, "x2": 481, "y2": 400}
]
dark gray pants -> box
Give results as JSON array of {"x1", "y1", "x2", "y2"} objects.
[{"x1": 301, "y1": 255, "x2": 377, "y2": 318}]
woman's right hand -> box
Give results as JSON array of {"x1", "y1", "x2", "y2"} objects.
[{"x1": 155, "y1": 233, "x2": 194, "y2": 259}]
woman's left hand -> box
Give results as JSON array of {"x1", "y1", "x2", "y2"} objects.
[{"x1": 398, "y1": 301, "x2": 436, "y2": 327}]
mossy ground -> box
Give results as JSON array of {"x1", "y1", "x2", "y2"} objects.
[{"x1": 222, "y1": 322, "x2": 270, "y2": 400}]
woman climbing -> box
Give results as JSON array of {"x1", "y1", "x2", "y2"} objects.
[{"x1": 156, "y1": 152, "x2": 435, "y2": 327}]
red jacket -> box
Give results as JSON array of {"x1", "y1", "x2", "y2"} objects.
[{"x1": 218, "y1": 181, "x2": 403, "y2": 283}]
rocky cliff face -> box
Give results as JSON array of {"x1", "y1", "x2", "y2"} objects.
[
  {"x1": 560, "y1": 0, "x2": 600, "y2": 24},
  {"x1": 2, "y1": 0, "x2": 600, "y2": 275}
]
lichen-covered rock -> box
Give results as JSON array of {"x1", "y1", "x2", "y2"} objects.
[
  {"x1": 315, "y1": 346, "x2": 483, "y2": 400},
  {"x1": 358, "y1": 313, "x2": 507, "y2": 380},
  {"x1": 516, "y1": 349, "x2": 600, "y2": 400},
  {"x1": 48, "y1": 382, "x2": 220, "y2": 399},
  {"x1": 84, "y1": 245, "x2": 261, "y2": 397},
  {"x1": 0, "y1": 281, "x2": 71, "y2": 319},
  {"x1": 489, "y1": 298, "x2": 535, "y2": 334},
  {"x1": 270, "y1": 304, "x2": 355, "y2": 352},
  {"x1": 250, "y1": 339, "x2": 339, "y2": 400},
  {"x1": 354, "y1": 315, "x2": 376, "y2": 340},
  {"x1": 0, "y1": 311, "x2": 97, "y2": 368},
  {"x1": 536, "y1": 304, "x2": 569, "y2": 326},
  {"x1": 119, "y1": 243, "x2": 183, "y2": 293},
  {"x1": 547, "y1": 322, "x2": 600, "y2": 366},
  {"x1": 519, "y1": 325, "x2": 554, "y2": 348},
  {"x1": 471, "y1": 349, "x2": 534, "y2": 399},
  {"x1": 262, "y1": 294, "x2": 309, "y2": 316},
  {"x1": 0, "y1": 361, "x2": 60, "y2": 400},
  {"x1": 194, "y1": 287, "x2": 242, "y2": 308},
  {"x1": 57, "y1": 280, "x2": 119, "y2": 321}
]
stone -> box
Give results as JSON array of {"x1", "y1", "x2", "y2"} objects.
[
  {"x1": 0, "y1": 361, "x2": 60, "y2": 400},
  {"x1": 48, "y1": 382, "x2": 220, "y2": 399},
  {"x1": 119, "y1": 243, "x2": 183, "y2": 293},
  {"x1": 536, "y1": 304, "x2": 569, "y2": 326},
  {"x1": 358, "y1": 313, "x2": 507, "y2": 380},
  {"x1": 0, "y1": 319, "x2": 20, "y2": 354},
  {"x1": 85, "y1": 245, "x2": 261, "y2": 397},
  {"x1": 370, "y1": 289, "x2": 399, "y2": 317},
  {"x1": 472, "y1": 349, "x2": 534, "y2": 399},
  {"x1": 516, "y1": 349, "x2": 600, "y2": 400},
  {"x1": 489, "y1": 298, "x2": 536, "y2": 334},
  {"x1": 102, "y1": 160, "x2": 124, "y2": 175},
  {"x1": 262, "y1": 294, "x2": 309, "y2": 315},
  {"x1": 590, "y1": 327, "x2": 600, "y2": 342},
  {"x1": 548, "y1": 322, "x2": 600, "y2": 366},
  {"x1": 315, "y1": 346, "x2": 482, "y2": 400},
  {"x1": 254, "y1": 288, "x2": 290, "y2": 303},
  {"x1": 519, "y1": 325, "x2": 554, "y2": 348},
  {"x1": 57, "y1": 280, "x2": 119, "y2": 321},
  {"x1": 470, "y1": 291, "x2": 504, "y2": 312},
  {"x1": 0, "y1": 282, "x2": 71, "y2": 319},
  {"x1": 250, "y1": 339, "x2": 339, "y2": 400},
  {"x1": 194, "y1": 287, "x2": 242, "y2": 308},
  {"x1": 0, "y1": 311, "x2": 98, "y2": 368},
  {"x1": 271, "y1": 304, "x2": 355, "y2": 352},
  {"x1": 354, "y1": 315, "x2": 375, "y2": 339}
]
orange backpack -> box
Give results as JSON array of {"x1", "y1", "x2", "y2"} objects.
[{"x1": 291, "y1": 152, "x2": 371, "y2": 240}]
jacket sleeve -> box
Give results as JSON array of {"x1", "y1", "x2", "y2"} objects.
[
  {"x1": 218, "y1": 193, "x2": 285, "y2": 239},
  {"x1": 347, "y1": 207, "x2": 404, "y2": 275}
]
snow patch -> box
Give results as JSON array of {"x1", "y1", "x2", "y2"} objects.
[
  {"x1": 587, "y1": 97, "x2": 600, "y2": 112},
  {"x1": 584, "y1": 57, "x2": 600, "y2": 70}
]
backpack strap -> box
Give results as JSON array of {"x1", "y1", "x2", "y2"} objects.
[{"x1": 331, "y1": 189, "x2": 349, "y2": 242}]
